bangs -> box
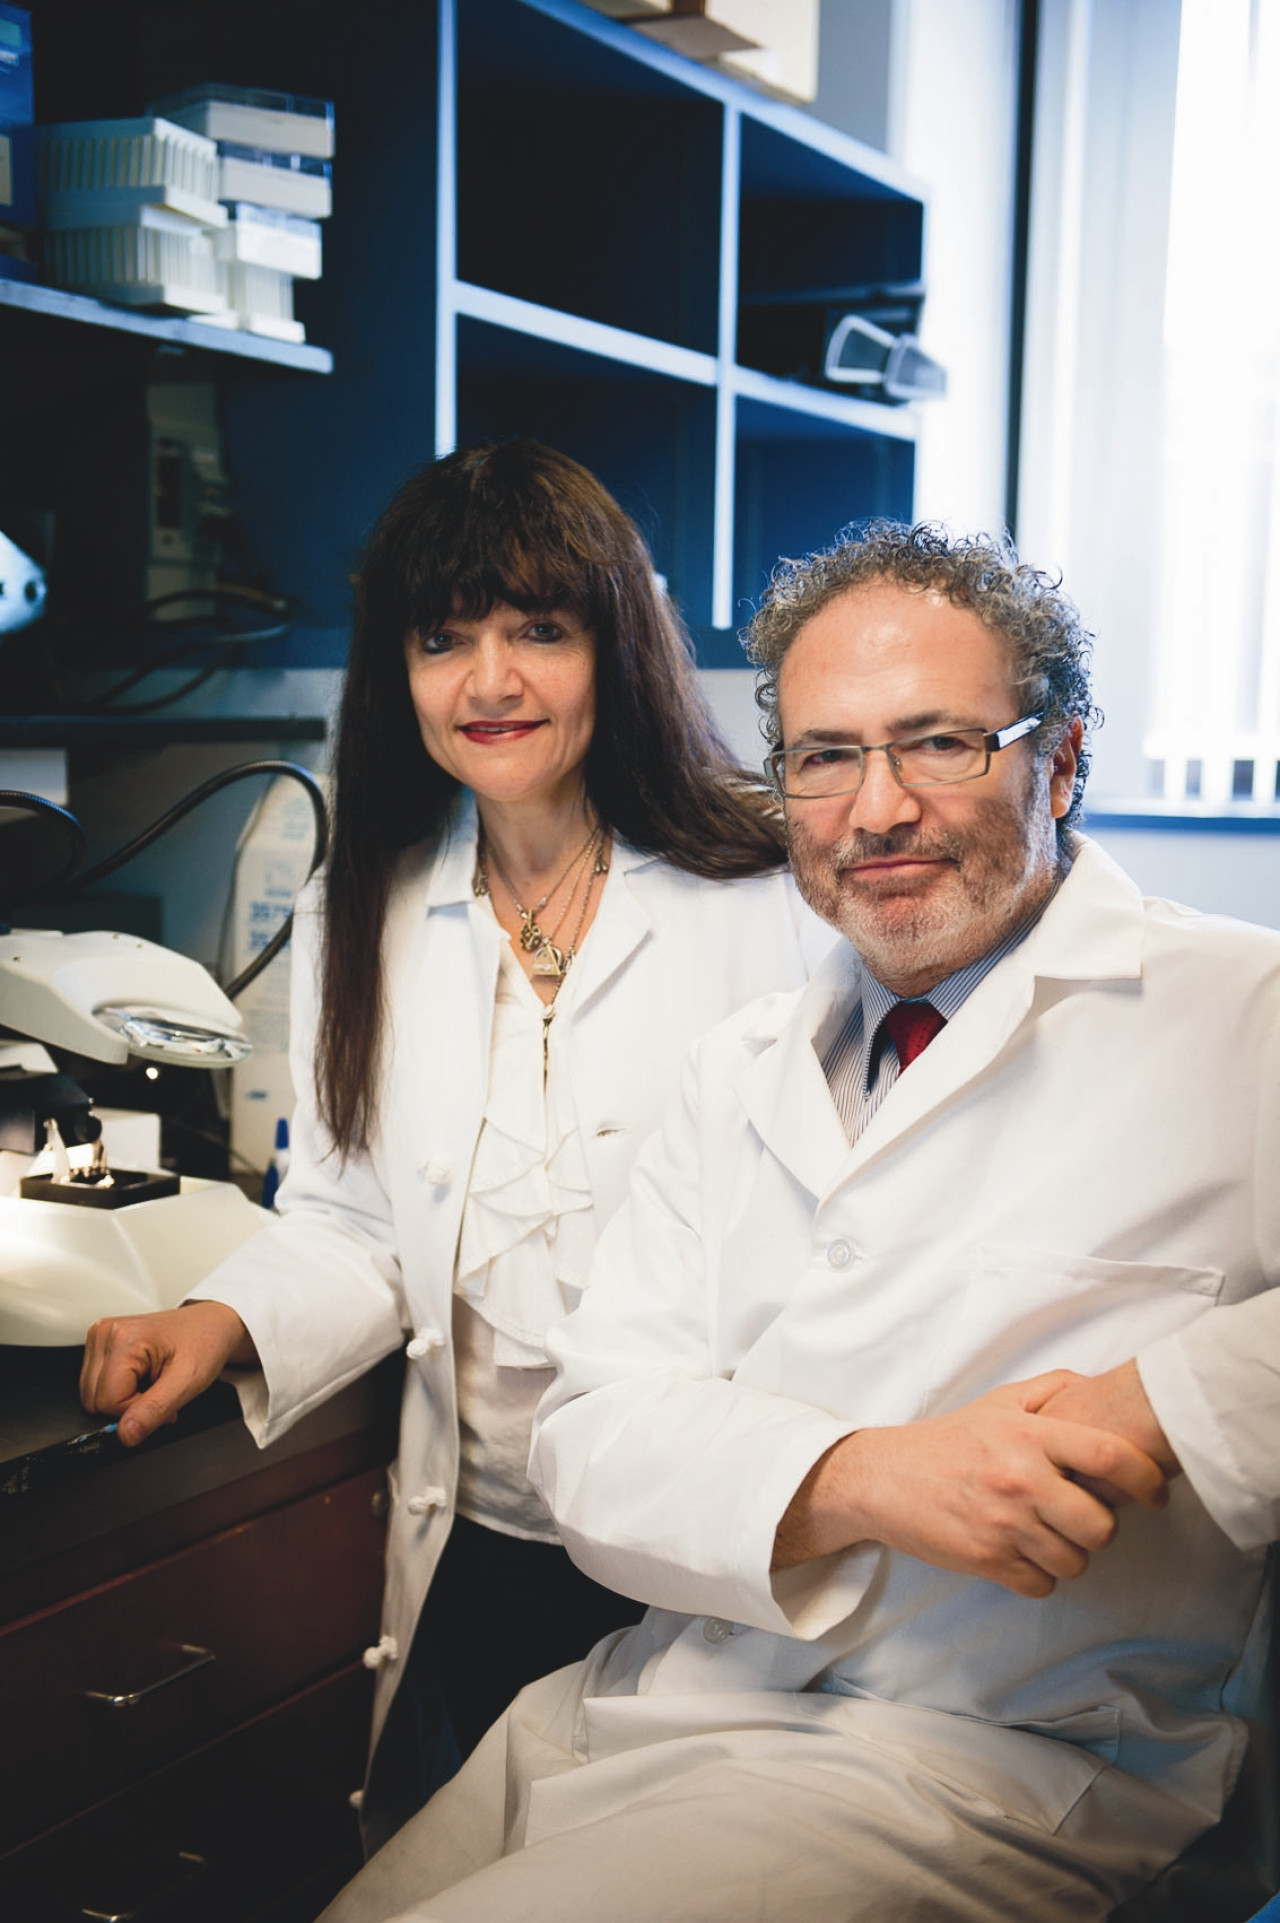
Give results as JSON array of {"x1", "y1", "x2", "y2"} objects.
[
  {"x1": 392, "y1": 445, "x2": 621, "y2": 639},
  {"x1": 406, "y1": 538, "x2": 597, "y2": 635}
]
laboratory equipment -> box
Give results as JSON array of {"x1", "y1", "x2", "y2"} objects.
[
  {"x1": 0, "y1": 527, "x2": 45, "y2": 633},
  {"x1": 0, "y1": 928, "x2": 266, "y2": 1345}
]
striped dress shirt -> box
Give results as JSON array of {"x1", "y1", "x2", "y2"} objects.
[{"x1": 821, "y1": 872, "x2": 1065, "y2": 1144}]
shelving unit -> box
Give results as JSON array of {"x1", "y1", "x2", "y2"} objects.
[
  {"x1": 440, "y1": 0, "x2": 928, "y2": 660},
  {"x1": 4, "y1": 0, "x2": 928, "y2": 672}
]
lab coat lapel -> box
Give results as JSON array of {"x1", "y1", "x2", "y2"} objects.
[
  {"x1": 737, "y1": 941, "x2": 862, "y2": 1201},
  {"x1": 844, "y1": 837, "x2": 1147, "y2": 1177},
  {"x1": 737, "y1": 837, "x2": 1146, "y2": 1198},
  {"x1": 844, "y1": 958, "x2": 1036, "y2": 1173},
  {"x1": 567, "y1": 842, "x2": 656, "y2": 1013},
  {"x1": 395, "y1": 793, "x2": 502, "y2": 1149}
]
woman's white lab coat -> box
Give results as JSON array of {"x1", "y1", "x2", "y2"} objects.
[{"x1": 190, "y1": 795, "x2": 831, "y2": 1754}]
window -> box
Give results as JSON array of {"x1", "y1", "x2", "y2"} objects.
[
  {"x1": 1017, "y1": 0, "x2": 1280, "y2": 810},
  {"x1": 1145, "y1": 0, "x2": 1280, "y2": 804}
]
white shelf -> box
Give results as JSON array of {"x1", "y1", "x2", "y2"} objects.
[
  {"x1": 450, "y1": 280, "x2": 718, "y2": 386},
  {"x1": 0, "y1": 277, "x2": 333, "y2": 373},
  {"x1": 732, "y1": 363, "x2": 918, "y2": 440}
]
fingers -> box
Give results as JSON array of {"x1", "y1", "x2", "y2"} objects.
[
  {"x1": 1044, "y1": 1419, "x2": 1168, "y2": 1512},
  {"x1": 115, "y1": 1371, "x2": 199, "y2": 1447},
  {"x1": 1009, "y1": 1369, "x2": 1086, "y2": 1414},
  {"x1": 995, "y1": 1556, "x2": 1059, "y2": 1601},
  {"x1": 79, "y1": 1304, "x2": 250, "y2": 1448},
  {"x1": 80, "y1": 1317, "x2": 155, "y2": 1414}
]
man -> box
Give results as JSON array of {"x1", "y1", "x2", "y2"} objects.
[{"x1": 322, "y1": 524, "x2": 1280, "y2": 1922}]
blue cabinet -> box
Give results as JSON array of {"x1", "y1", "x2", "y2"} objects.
[
  {"x1": 441, "y1": 0, "x2": 926, "y2": 661},
  {"x1": 7, "y1": 0, "x2": 927, "y2": 669}
]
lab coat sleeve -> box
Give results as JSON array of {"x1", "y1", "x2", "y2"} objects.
[
  {"x1": 531, "y1": 1038, "x2": 861, "y2": 1640},
  {"x1": 186, "y1": 889, "x2": 407, "y2": 1447},
  {"x1": 1137, "y1": 991, "x2": 1280, "y2": 1551}
]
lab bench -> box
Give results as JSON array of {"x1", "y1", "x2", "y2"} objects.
[{"x1": 0, "y1": 1346, "x2": 402, "y2": 1922}]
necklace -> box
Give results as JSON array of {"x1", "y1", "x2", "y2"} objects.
[
  {"x1": 473, "y1": 820, "x2": 596, "y2": 922},
  {"x1": 476, "y1": 825, "x2": 607, "y2": 982},
  {"x1": 534, "y1": 832, "x2": 607, "y2": 979},
  {"x1": 538, "y1": 839, "x2": 610, "y2": 1074}
]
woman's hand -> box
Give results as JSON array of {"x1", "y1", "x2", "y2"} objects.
[{"x1": 80, "y1": 1302, "x2": 258, "y2": 1447}]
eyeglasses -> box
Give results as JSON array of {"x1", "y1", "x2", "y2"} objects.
[{"x1": 766, "y1": 715, "x2": 1043, "y2": 800}]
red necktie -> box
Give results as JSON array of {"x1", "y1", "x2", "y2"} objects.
[{"x1": 880, "y1": 999, "x2": 946, "y2": 1071}]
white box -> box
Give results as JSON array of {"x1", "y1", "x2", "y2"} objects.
[
  {"x1": 225, "y1": 774, "x2": 328, "y2": 1179},
  {"x1": 217, "y1": 258, "x2": 305, "y2": 341},
  {"x1": 216, "y1": 203, "x2": 321, "y2": 279},
  {"x1": 45, "y1": 208, "x2": 225, "y2": 314},
  {"x1": 151, "y1": 88, "x2": 335, "y2": 161},
  {"x1": 37, "y1": 115, "x2": 220, "y2": 204},
  {"x1": 217, "y1": 149, "x2": 331, "y2": 219},
  {"x1": 42, "y1": 182, "x2": 226, "y2": 229},
  {"x1": 716, "y1": 0, "x2": 820, "y2": 103}
]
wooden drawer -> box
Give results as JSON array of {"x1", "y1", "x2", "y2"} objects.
[
  {"x1": 0, "y1": 1661, "x2": 374, "y2": 1922},
  {"x1": 0, "y1": 1468, "x2": 387, "y2": 1852}
]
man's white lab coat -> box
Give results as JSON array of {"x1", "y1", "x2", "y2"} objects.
[
  {"x1": 531, "y1": 837, "x2": 1280, "y2": 1852},
  {"x1": 190, "y1": 796, "x2": 830, "y2": 1756}
]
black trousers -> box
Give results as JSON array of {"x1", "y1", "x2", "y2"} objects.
[{"x1": 361, "y1": 1514, "x2": 645, "y2": 1857}]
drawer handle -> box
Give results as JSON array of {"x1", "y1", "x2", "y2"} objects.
[
  {"x1": 80, "y1": 1850, "x2": 208, "y2": 1921},
  {"x1": 84, "y1": 1643, "x2": 216, "y2": 1708}
]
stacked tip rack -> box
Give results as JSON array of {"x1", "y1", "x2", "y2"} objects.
[{"x1": 35, "y1": 86, "x2": 334, "y2": 347}]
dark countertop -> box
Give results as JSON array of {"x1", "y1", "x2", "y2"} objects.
[
  {"x1": 0, "y1": 1345, "x2": 403, "y2": 1613},
  {"x1": 0, "y1": 1343, "x2": 241, "y2": 1502}
]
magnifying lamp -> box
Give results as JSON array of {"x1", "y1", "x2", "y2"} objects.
[{"x1": 0, "y1": 928, "x2": 251, "y2": 1067}]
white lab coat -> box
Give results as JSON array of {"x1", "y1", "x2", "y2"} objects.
[
  {"x1": 531, "y1": 836, "x2": 1280, "y2": 1855},
  {"x1": 190, "y1": 793, "x2": 831, "y2": 1755}
]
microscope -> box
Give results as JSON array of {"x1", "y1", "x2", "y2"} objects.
[{"x1": 0, "y1": 927, "x2": 270, "y2": 1345}]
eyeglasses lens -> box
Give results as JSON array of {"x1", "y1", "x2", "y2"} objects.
[{"x1": 774, "y1": 732, "x2": 988, "y2": 797}]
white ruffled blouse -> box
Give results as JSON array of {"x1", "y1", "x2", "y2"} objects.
[{"x1": 452, "y1": 915, "x2": 599, "y2": 1543}]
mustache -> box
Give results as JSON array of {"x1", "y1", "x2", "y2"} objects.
[{"x1": 787, "y1": 821, "x2": 966, "y2": 868}]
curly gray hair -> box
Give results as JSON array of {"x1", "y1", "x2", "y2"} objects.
[{"x1": 742, "y1": 521, "x2": 1100, "y2": 832}]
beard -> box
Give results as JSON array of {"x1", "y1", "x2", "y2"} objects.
[{"x1": 787, "y1": 781, "x2": 1062, "y2": 995}]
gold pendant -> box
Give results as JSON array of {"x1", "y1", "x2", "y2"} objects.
[
  {"x1": 531, "y1": 942, "x2": 566, "y2": 979},
  {"x1": 519, "y1": 917, "x2": 544, "y2": 953}
]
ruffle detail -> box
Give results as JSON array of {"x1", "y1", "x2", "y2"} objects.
[{"x1": 455, "y1": 941, "x2": 596, "y2": 1366}]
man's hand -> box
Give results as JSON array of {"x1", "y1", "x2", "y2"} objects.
[
  {"x1": 1037, "y1": 1359, "x2": 1181, "y2": 1507},
  {"x1": 772, "y1": 1370, "x2": 1169, "y2": 1598},
  {"x1": 80, "y1": 1302, "x2": 258, "y2": 1447}
]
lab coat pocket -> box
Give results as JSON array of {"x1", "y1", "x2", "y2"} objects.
[{"x1": 931, "y1": 1248, "x2": 1225, "y2": 1410}]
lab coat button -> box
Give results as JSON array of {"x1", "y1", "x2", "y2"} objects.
[
  {"x1": 361, "y1": 1634, "x2": 399, "y2": 1670},
  {"x1": 406, "y1": 1326, "x2": 445, "y2": 1360},
  {"x1": 421, "y1": 1155, "x2": 454, "y2": 1187},
  {"x1": 406, "y1": 1485, "x2": 447, "y2": 1516},
  {"x1": 827, "y1": 1239, "x2": 853, "y2": 1269},
  {"x1": 702, "y1": 1617, "x2": 734, "y2": 1645}
]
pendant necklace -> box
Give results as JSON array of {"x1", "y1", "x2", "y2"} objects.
[
  {"x1": 475, "y1": 824, "x2": 607, "y2": 983},
  {"x1": 537, "y1": 841, "x2": 610, "y2": 1075}
]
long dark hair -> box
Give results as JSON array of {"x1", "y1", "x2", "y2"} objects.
[{"x1": 320, "y1": 439, "x2": 784, "y2": 1156}]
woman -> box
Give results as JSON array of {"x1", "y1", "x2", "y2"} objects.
[{"x1": 79, "y1": 440, "x2": 830, "y2": 1852}]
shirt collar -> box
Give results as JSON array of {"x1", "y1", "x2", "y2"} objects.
[{"x1": 858, "y1": 860, "x2": 1069, "y2": 1090}]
